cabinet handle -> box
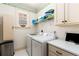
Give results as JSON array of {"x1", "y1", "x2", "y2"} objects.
[
  {"x1": 62, "y1": 21, "x2": 65, "y2": 23},
  {"x1": 56, "y1": 51, "x2": 62, "y2": 55},
  {"x1": 64, "y1": 20, "x2": 67, "y2": 22},
  {"x1": 62, "y1": 20, "x2": 67, "y2": 23},
  {"x1": 62, "y1": 21, "x2": 64, "y2": 23}
]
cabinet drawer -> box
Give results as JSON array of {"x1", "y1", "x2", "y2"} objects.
[
  {"x1": 49, "y1": 51, "x2": 56, "y2": 56},
  {"x1": 49, "y1": 50, "x2": 58, "y2": 56},
  {"x1": 48, "y1": 44, "x2": 74, "y2": 56}
]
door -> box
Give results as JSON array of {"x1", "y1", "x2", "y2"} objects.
[
  {"x1": 3, "y1": 15, "x2": 14, "y2": 40},
  {"x1": 0, "y1": 16, "x2": 3, "y2": 40},
  {"x1": 32, "y1": 40, "x2": 42, "y2": 56}
]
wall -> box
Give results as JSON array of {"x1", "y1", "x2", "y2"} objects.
[
  {"x1": 0, "y1": 4, "x2": 37, "y2": 50},
  {"x1": 37, "y1": 3, "x2": 79, "y2": 41},
  {"x1": 14, "y1": 8, "x2": 37, "y2": 50},
  {"x1": 54, "y1": 26, "x2": 79, "y2": 41},
  {"x1": 37, "y1": 4, "x2": 56, "y2": 33}
]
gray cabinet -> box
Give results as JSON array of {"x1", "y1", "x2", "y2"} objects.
[{"x1": 32, "y1": 40, "x2": 42, "y2": 56}]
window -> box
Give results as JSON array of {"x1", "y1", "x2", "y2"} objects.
[{"x1": 19, "y1": 13, "x2": 27, "y2": 27}]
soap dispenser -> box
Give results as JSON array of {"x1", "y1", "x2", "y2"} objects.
[
  {"x1": 54, "y1": 31, "x2": 58, "y2": 39},
  {"x1": 41, "y1": 30, "x2": 43, "y2": 33},
  {"x1": 40, "y1": 29, "x2": 43, "y2": 35}
]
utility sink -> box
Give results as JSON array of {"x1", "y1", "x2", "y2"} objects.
[
  {"x1": 27, "y1": 33, "x2": 54, "y2": 43},
  {"x1": 30, "y1": 33, "x2": 53, "y2": 37}
]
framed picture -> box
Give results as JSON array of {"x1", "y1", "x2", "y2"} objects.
[{"x1": 19, "y1": 13, "x2": 27, "y2": 27}]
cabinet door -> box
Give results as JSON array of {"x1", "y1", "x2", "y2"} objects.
[
  {"x1": 56, "y1": 3, "x2": 65, "y2": 24},
  {"x1": 67, "y1": 3, "x2": 79, "y2": 23},
  {"x1": 32, "y1": 40, "x2": 42, "y2": 56},
  {"x1": 26, "y1": 36, "x2": 32, "y2": 56}
]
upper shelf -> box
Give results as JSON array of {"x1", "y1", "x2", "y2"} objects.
[
  {"x1": 32, "y1": 9, "x2": 54, "y2": 25},
  {"x1": 38, "y1": 14, "x2": 54, "y2": 23}
]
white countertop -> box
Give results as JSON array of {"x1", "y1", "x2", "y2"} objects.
[
  {"x1": 48, "y1": 39, "x2": 79, "y2": 56},
  {"x1": 27, "y1": 34, "x2": 54, "y2": 43}
]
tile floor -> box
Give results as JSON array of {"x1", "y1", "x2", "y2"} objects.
[{"x1": 14, "y1": 49, "x2": 28, "y2": 56}]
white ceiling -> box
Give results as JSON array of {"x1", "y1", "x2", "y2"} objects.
[{"x1": 4, "y1": 3, "x2": 49, "y2": 13}]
